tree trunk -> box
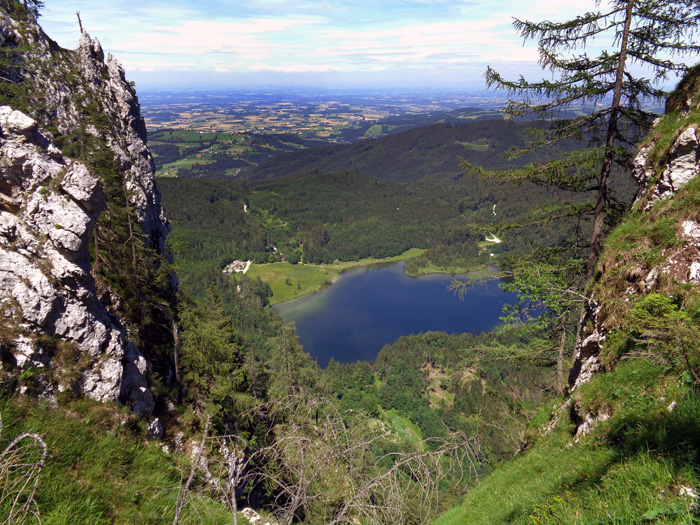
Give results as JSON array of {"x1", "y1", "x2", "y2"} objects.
[
  {"x1": 586, "y1": 0, "x2": 635, "y2": 280},
  {"x1": 231, "y1": 481, "x2": 238, "y2": 525},
  {"x1": 123, "y1": 178, "x2": 142, "y2": 303},
  {"x1": 122, "y1": 177, "x2": 151, "y2": 368},
  {"x1": 168, "y1": 312, "x2": 182, "y2": 402},
  {"x1": 556, "y1": 319, "x2": 568, "y2": 396}
]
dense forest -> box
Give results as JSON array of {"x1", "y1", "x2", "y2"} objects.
[{"x1": 160, "y1": 157, "x2": 634, "y2": 302}]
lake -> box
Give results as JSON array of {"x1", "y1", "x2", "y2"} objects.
[{"x1": 273, "y1": 261, "x2": 516, "y2": 367}]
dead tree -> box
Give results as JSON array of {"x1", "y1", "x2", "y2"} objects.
[
  {"x1": 0, "y1": 413, "x2": 48, "y2": 524},
  {"x1": 173, "y1": 414, "x2": 211, "y2": 525},
  {"x1": 247, "y1": 390, "x2": 481, "y2": 525}
]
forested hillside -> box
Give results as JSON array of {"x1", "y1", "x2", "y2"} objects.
[
  {"x1": 160, "y1": 151, "x2": 636, "y2": 304},
  {"x1": 245, "y1": 120, "x2": 564, "y2": 182}
]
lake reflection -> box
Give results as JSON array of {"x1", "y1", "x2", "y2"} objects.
[{"x1": 273, "y1": 261, "x2": 515, "y2": 367}]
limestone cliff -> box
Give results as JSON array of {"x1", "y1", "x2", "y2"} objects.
[
  {"x1": 0, "y1": 6, "x2": 172, "y2": 417},
  {"x1": 569, "y1": 66, "x2": 700, "y2": 395}
]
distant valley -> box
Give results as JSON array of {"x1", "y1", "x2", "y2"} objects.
[
  {"x1": 140, "y1": 88, "x2": 510, "y2": 141},
  {"x1": 153, "y1": 96, "x2": 637, "y2": 312}
]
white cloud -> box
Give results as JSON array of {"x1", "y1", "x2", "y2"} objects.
[{"x1": 37, "y1": 0, "x2": 610, "y2": 85}]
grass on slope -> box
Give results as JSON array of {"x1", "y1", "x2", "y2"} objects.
[
  {"x1": 436, "y1": 359, "x2": 700, "y2": 524},
  {"x1": 0, "y1": 396, "x2": 235, "y2": 525}
]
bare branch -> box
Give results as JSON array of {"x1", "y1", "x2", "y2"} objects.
[{"x1": 0, "y1": 413, "x2": 48, "y2": 525}]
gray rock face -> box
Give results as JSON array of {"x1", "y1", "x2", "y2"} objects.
[
  {"x1": 572, "y1": 405, "x2": 609, "y2": 441},
  {"x1": 74, "y1": 32, "x2": 170, "y2": 253},
  {"x1": 0, "y1": 107, "x2": 154, "y2": 417},
  {"x1": 570, "y1": 123, "x2": 700, "y2": 394},
  {"x1": 0, "y1": 7, "x2": 170, "y2": 254},
  {"x1": 662, "y1": 219, "x2": 700, "y2": 286},
  {"x1": 0, "y1": 9, "x2": 170, "y2": 418},
  {"x1": 634, "y1": 126, "x2": 700, "y2": 207},
  {"x1": 568, "y1": 297, "x2": 604, "y2": 391},
  {"x1": 146, "y1": 417, "x2": 164, "y2": 440}
]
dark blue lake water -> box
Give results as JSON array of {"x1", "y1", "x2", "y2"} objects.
[{"x1": 273, "y1": 261, "x2": 516, "y2": 367}]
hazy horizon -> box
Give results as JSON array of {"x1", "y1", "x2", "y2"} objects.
[{"x1": 39, "y1": 0, "x2": 600, "y2": 91}]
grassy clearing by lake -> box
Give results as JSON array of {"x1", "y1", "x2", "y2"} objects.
[
  {"x1": 248, "y1": 248, "x2": 426, "y2": 305},
  {"x1": 249, "y1": 263, "x2": 340, "y2": 304}
]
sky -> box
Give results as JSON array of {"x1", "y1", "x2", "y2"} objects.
[{"x1": 39, "y1": 0, "x2": 602, "y2": 90}]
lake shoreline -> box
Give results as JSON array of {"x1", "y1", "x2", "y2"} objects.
[
  {"x1": 273, "y1": 260, "x2": 513, "y2": 367},
  {"x1": 248, "y1": 249, "x2": 425, "y2": 305},
  {"x1": 268, "y1": 258, "x2": 497, "y2": 307}
]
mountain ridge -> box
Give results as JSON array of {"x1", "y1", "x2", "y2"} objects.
[{"x1": 0, "y1": 4, "x2": 172, "y2": 419}]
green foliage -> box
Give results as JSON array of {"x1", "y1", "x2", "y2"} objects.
[
  {"x1": 364, "y1": 329, "x2": 555, "y2": 462},
  {"x1": 628, "y1": 293, "x2": 700, "y2": 384},
  {"x1": 157, "y1": 178, "x2": 292, "y2": 295},
  {"x1": 264, "y1": 323, "x2": 316, "y2": 401},
  {"x1": 476, "y1": 0, "x2": 700, "y2": 279},
  {"x1": 0, "y1": 397, "x2": 232, "y2": 524},
  {"x1": 179, "y1": 289, "x2": 252, "y2": 418},
  {"x1": 404, "y1": 221, "x2": 481, "y2": 275},
  {"x1": 0, "y1": 3, "x2": 43, "y2": 112},
  {"x1": 498, "y1": 255, "x2": 585, "y2": 328},
  {"x1": 437, "y1": 359, "x2": 700, "y2": 525},
  {"x1": 74, "y1": 138, "x2": 174, "y2": 371},
  {"x1": 593, "y1": 173, "x2": 700, "y2": 369}
]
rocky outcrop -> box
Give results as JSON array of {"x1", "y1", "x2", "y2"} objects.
[
  {"x1": 565, "y1": 70, "x2": 700, "y2": 442},
  {"x1": 0, "y1": 107, "x2": 153, "y2": 416},
  {"x1": 665, "y1": 220, "x2": 700, "y2": 285},
  {"x1": 568, "y1": 297, "x2": 604, "y2": 391},
  {"x1": 634, "y1": 126, "x2": 700, "y2": 208},
  {"x1": 0, "y1": 6, "x2": 172, "y2": 418},
  {"x1": 0, "y1": 8, "x2": 169, "y2": 253},
  {"x1": 74, "y1": 33, "x2": 169, "y2": 252},
  {"x1": 571, "y1": 403, "x2": 609, "y2": 442},
  {"x1": 570, "y1": 95, "x2": 700, "y2": 393}
]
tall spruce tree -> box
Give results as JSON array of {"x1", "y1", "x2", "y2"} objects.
[{"x1": 470, "y1": 0, "x2": 700, "y2": 279}]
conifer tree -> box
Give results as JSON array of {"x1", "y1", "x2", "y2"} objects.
[
  {"x1": 179, "y1": 289, "x2": 251, "y2": 417},
  {"x1": 23, "y1": 1, "x2": 44, "y2": 18},
  {"x1": 470, "y1": 0, "x2": 700, "y2": 279}
]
